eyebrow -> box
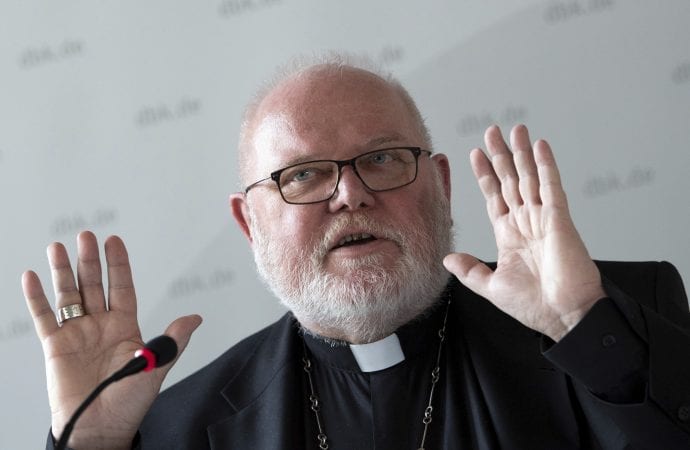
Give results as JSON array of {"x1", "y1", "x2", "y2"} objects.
[
  {"x1": 364, "y1": 134, "x2": 407, "y2": 148},
  {"x1": 280, "y1": 133, "x2": 410, "y2": 167}
]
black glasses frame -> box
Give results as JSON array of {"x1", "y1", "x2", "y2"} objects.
[{"x1": 244, "y1": 147, "x2": 432, "y2": 205}]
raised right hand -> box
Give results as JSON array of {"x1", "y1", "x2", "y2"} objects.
[{"x1": 22, "y1": 231, "x2": 202, "y2": 450}]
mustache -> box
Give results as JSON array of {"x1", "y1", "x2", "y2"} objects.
[{"x1": 312, "y1": 213, "x2": 405, "y2": 260}]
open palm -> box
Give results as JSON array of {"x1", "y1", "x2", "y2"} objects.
[
  {"x1": 23, "y1": 231, "x2": 201, "y2": 449},
  {"x1": 444, "y1": 125, "x2": 605, "y2": 341}
]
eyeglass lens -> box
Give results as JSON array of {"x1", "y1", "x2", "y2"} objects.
[{"x1": 278, "y1": 148, "x2": 419, "y2": 204}]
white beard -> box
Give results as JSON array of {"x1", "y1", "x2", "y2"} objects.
[{"x1": 249, "y1": 180, "x2": 453, "y2": 343}]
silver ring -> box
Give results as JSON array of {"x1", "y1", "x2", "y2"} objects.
[{"x1": 57, "y1": 303, "x2": 86, "y2": 325}]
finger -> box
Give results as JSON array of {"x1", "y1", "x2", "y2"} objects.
[
  {"x1": 105, "y1": 235, "x2": 137, "y2": 315},
  {"x1": 22, "y1": 270, "x2": 59, "y2": 338},
  {"x1": 534, "y1": 139, "x2": 568, "y2": 209},
  {"x1": 484, "y1": 125, "x2": 523, "y2": 209},
  {"x1": 510, "y1": 125, "x2": 541, "y2": 205},
  {"x1": 77, "y1": 231, "x2": 106, "y2": 313},
  {"x1": 47, "y1": 242, "x2": 83, "y2": 309},
  {"x1": 443, "y1": 253, "x2": 493, "y2": 300},
  {"x1": 151, "y1": 314, "x2": 203, "y2": 381},
  {"x1": 470, "y1": 148, "x2": 508, "y2": 223}
]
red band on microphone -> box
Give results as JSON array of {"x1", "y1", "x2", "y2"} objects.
[{"x1": 134, "y1": 348, "x2": 156, "y2": 372}]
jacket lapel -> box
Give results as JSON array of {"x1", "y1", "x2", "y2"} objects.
[{"x1": 206, "y1": 314, "x2": 309, "y2": 450}]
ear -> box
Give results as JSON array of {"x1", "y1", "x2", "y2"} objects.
[
  {"x1": 229, "y1": 192, "x2": 253, "y2": 244},
  {"x1": 431, "y1": 153, "x2": 451, "y2": 202}
]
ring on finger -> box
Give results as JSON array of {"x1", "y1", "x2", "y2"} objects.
[{"x1": 57, "y1": 303, "x2": 86, "y2": 325}]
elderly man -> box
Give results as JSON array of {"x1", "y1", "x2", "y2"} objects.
[{"x1": 25, "y1": 58, "x2": 690, "y2": 449}]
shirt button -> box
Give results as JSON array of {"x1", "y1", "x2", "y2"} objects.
[
  {"x1": 678, "y1": 405, "x2": 690, "y2": 422},
  {"x1": 602, "y1": 334, "x2": 617, "y2": 347}
]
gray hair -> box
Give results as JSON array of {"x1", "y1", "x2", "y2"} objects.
[{"x1": 237, "y1": 51, "x2": 433, "y2": 186}]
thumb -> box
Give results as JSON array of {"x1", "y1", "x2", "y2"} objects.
[
  {"x1": 443, "y1": 252, "x2": 493, "y2": 299},
  {"x1": 152, "y1": 314, "x2": 203, "y2": 376}
]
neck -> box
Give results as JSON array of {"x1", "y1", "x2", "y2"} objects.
[
  {"x1": 296, "y1": 295, "x2": 449, "y2": 345},
  {"x1": 298, "y1": 317, "x2": 395, "y2": 345}
]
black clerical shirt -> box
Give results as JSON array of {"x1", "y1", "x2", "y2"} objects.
[{"x1": 302, "y1": 301, "x2": 451, "y2": 449}]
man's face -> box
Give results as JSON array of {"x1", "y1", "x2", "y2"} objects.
[{"x1": 232, "y1": 67, "x2": 453, "y2": 343}]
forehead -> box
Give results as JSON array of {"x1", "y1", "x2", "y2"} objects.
[{"x1": 245, "y1": 68, "x2": 421, "y2": 175}]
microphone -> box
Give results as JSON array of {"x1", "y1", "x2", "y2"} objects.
[
  {"x1": 111, "y1": 335, "x2": 178, "y2": 381},
  {"x1": 55, "y1": 335, "x2": 178, "y2": 450}
]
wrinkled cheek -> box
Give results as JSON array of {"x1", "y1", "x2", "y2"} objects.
[{"x1": 275, "y1": 209, "x2": 326, "y2": 248}]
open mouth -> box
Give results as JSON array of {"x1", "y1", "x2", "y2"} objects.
[{"x1": 332, "y1": 233, "x2": 378, "y2": 250}]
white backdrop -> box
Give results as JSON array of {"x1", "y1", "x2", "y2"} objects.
[{"x1": 1, "y1": 1, "x2": 689, "y2": 448}]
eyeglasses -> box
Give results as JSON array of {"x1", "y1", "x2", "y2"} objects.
[{"x1": 244, "y1": 147, "x2": 432, "y2": 205}]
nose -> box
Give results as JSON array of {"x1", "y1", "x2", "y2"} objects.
[{"x1": 328, "y1": 165, "x2": 375, "y2": 212}]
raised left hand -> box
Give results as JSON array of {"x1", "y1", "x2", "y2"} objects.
[{"x1": 443, "y1": 124, "x2": 606, "y2": 341}]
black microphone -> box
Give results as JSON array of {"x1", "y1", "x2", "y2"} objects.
[
  {"x1": 55, "y1": 335, "x2": 178, "y2": 450},
  {"x1": 110, "y1": 335, "x2": 178, "y2": 381}
]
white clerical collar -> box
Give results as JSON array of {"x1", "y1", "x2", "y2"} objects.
[{"x1": 349, "y1": 333, "x2": 405, "y2": 372}]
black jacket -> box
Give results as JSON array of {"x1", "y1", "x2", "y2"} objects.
[{"x1": 50, "y1": 261, "x2": 690, "y2": 449}]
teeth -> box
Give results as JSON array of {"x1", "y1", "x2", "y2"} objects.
[{"x1": 337, "y1": 233, "x2": 373, "y2": 247}]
